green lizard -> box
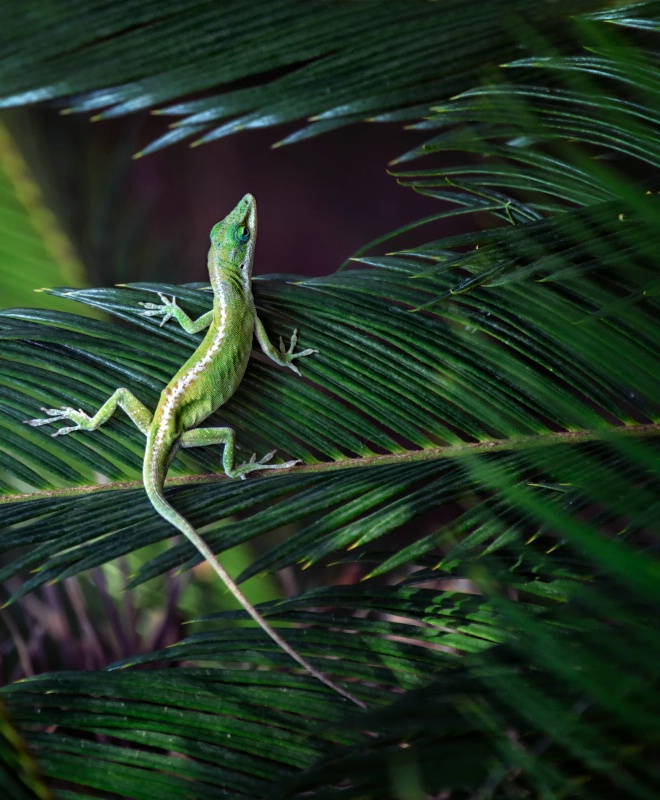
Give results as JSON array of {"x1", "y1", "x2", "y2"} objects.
[{"x1": 26, "y1": 194, "x2": 364, "y2": 708}]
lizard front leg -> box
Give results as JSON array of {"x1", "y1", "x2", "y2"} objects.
[
  {"x1": 25, "y1": 389, "x2": 153, "y2": 437},
  {"x1": 140, "y1": 293, "x2": 214, "y2": 334},
  {"x1": 254, "y1": 316, "x2": 318, "y2": 376}
]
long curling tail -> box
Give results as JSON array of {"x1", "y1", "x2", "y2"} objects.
[{"x1": 143, "y1": 456, "x2": 366, "y2": 708}]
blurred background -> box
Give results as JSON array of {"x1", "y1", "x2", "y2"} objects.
[{"x1": 2, "y1": 105, "x2": 445, "y2": 302}]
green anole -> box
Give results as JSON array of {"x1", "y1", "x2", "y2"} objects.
[{"x1": 26, "y1": 194, "x2": 364, "y2": 708}]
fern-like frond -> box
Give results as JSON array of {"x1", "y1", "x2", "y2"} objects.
[
  {"x1": 2, "y1": 3, "x2": 660, "y2": 798},
  {"x1": 0, "y1": 0, "x2": 611, "y2": 155}
]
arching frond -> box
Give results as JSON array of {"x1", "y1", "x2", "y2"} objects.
[
  {"x1": 0, "y1": 0, "x2": 613, "y2": 155},
  {"x1": 1, "y1": 3, "x2": 659, "y2": 798}
]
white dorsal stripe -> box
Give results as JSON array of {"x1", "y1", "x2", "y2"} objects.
[{"x1": 151, "y1": 281, "x2": 232, "y2": 461}]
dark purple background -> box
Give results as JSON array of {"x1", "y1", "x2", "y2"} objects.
[{"x1": 128, "y1": 119, "x2": 445, "y2": 281}]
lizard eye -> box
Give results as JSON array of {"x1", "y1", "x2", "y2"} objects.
[{"x1": 235, "y1": 224, "x2": 250, "y2": 244}]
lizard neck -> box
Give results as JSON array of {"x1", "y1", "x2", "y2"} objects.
[{"x1": 210, "y1": 268, "x2": 253, "y2": 318}]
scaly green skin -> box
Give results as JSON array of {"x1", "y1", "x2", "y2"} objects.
[{"x1": 26, "y1": 194, "x2": 365, "y2": 708}]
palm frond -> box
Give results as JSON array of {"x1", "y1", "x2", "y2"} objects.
[
  {"x1": 2, "y1": 230, "x2": 657, "y2": 589},
  {"x1": 1, "y1": 2, "x2": 660, "y2": 798},
  {"x1": 0, "y1": 0, "x2": 607, "y2": 155},
  {"x1": 0, "y1": 697, "x2": 51, "y2": 800}
]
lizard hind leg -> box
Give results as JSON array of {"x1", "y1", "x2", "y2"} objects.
[{"x1": 179, "y1": 427, "x2": 299, "y2": 479}]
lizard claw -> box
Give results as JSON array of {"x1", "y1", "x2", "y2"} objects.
[
  {"x1": 278, "y1": 459, "x2": 301, "y2": 470},
  {"x1": 258, "y1": 450, "x2": 276, "y2": 466},
  {"x1": 289, "y1": 328, "x2": 299, "y2": 352},
  {"x1": 279, "y1": 329, "x2": 298, "y2": 359},
  {"x1": 52, "y1": 425, "x2": 82, "y2": 437}
]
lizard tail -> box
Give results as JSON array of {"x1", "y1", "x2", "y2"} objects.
[{"x1": 142, "y1": 452, "x2": 366, "y2": 708}]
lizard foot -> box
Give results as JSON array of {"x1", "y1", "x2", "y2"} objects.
[
  {"x1": 278, "y1": 329, "x2": 319, "y2": 376},
  {"x1": 139, "y1": 293, "x2": 179, "y2": 327},
  {"x1": 230, "y1": 451, "x2": 300, "y2": 480},
  {"x1": 24, "y1": 406, "x2": 92, "y2": 436}
]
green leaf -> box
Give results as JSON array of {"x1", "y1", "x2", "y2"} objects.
[
  {"x1": 0, "y1": 698, "x2": 52, "y2": 800},
  {"x1": 2, "y1": 3, "x2": 660, "y2": 798},
  {"x1": 0, "y1": 0, "x2": 608, "y2": 155},
  {"x1": 0, "y1": 122, "x2": 86, "y2": 311}
]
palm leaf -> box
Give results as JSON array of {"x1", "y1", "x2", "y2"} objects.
[
  {"x1": 0, "y1": 698, "x2": 52, "y2": 800},
  {"x1": 0, "y1": 0, "x2": 608, "y2": 156},
  {"x1": 1, "y1": 2, "x2": 660, "y2": 798}
]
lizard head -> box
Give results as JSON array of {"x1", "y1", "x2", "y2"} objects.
[{"x1": 208, "y1": 193, "x2": 257, "y2": 290}]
